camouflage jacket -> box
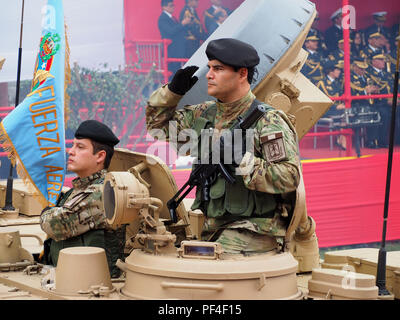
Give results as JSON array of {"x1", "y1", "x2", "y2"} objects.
[
  {"x1": 40, "y1": 170, "x2": 108, "y2": 241},
  {"x1": 146, "y1": 86, "x2": 301, "y2": 239},
  {"x1": 146, "y1": 85, "x2": 301, "y2": 195}
]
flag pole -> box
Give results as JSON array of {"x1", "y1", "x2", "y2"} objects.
[
  {"x1": 375, "y1": 29, "x2": 400, "y2": 297},
  {"x1": 2, "y1": 0, "x2": 25, "y2": 211}
]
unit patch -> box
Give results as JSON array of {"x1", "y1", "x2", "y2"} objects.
[{"x1": 260, "y1": 131, "x2": 287, "y2": 163}]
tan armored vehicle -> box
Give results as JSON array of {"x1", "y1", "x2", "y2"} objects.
[{"x1": 0, "y1": 0, "x2": 399, "y2": 301}]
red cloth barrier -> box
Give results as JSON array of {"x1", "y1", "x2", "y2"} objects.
[{"x1": 302, "y1": 153, "x2": 400, "y2": 247}]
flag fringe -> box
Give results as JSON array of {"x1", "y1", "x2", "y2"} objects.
[
  {"x1": 64, "y1": 22, "x2": 71, "y2": 125},
  {"x1": 0, "y1": 123, "x2": 49, "y2": 209}
]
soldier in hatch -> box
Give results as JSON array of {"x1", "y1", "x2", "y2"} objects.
[
  {"x1": 145, "y1": 38, "x2": 301, "y2": 254},
  {"x1": 40, "y1": 120, "x2": 125, "y2": 278}
]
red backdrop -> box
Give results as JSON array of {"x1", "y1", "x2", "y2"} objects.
[
  {"x1": 312, "y1": 0, "x2": 400, "y2": 31},
  {"x1": 123, "y1": 0, "x2": 243, "y2": 41}
]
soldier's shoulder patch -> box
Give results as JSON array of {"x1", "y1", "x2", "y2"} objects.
[
  {"x1": 260, "y1": 131, "x2": 287, "y2": 163},
  {"x1": 63, "y1": 191, "x2": 91, "y2": 210}
]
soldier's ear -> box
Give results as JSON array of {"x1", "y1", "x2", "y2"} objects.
[
  {"x1": 238, "y1": 67, "x2": 248, "y2": 82},
  {"x1": 95, "y1": 149, "x2": 106, "y2": 166}
]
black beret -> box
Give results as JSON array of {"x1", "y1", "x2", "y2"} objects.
[
  {"x1": 75, "y1": 120, "x2": 119, "y2": 147},
  {"x1": 206, "y1": 38, "x2": 260, "y2": 68}
]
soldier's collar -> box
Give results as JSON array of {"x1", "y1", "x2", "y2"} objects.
[
  {"x1": 368, "y1": 44, "x2": 379, "y2": 51},
  {"x1": 372, "y1": 66, "x2": 383, "y2": 73},
  {"x1": 215, "y1": 90, "x2": 255, "y2": 113},
  {"x1": 72, "y1": 169, "x2": 107, "y2": 189}
]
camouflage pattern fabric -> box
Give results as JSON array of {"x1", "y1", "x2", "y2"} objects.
[
  {"x1": 214, "y1": 229, "x2": 278, "y2": 254},
  {"x1": 202, "y1": 213, "x2": 287, "y2": 254},
  {"x1": 146, "y1": 86, "x2": 301, "y2": 253},
  {"x1": 41, "y1": 169, "x2": 126, "y2": 277},
  {"x1": 40, "y1": 170, "x2": 108, "y2": 241},
  {"x1": 147, "y1": 86, "x2": 301, "y2": 194}
]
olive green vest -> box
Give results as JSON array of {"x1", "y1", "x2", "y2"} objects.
[
  {"x1": 190, "y1": 102, "x2": 278, "y2": 218},
  {"x1": 46, "y1": 180, "x2": 125, "y2": 278}
]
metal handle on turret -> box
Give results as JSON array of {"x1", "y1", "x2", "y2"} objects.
[
  {"x1": 161, "y1": 281, "x2": 224, "y2": 291},
  {"x1": 20, "y1": 234, "x2": 44, "y2": 245}
]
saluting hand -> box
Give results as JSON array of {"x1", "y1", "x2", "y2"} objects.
[{"x1": 168, "y1": 66, "x2": 199, "y2": 95}]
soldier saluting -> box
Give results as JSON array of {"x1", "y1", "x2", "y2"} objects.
[{"x1": 146, "y1": 38, "x2": 301, "y2": 254}]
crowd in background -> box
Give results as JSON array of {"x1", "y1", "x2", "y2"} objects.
[
  {"x1": 302, "y1": 8, "x2": 399, "y2": 150},
  {"x1": 156, "y1": 2, "x2": 399, "y2": 151},
  {"x1": 157, "y1": 0, "x2": 231, "y2": 75}
]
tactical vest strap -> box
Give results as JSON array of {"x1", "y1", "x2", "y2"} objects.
[{"x1": 192, "y1": 98, "x2": 277, "y2": 218}]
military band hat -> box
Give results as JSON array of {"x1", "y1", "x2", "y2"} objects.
[
  {"x1": 306, "y1": 29, "x2": 319, "y2": 41},
  {"x1": 338, "y1": 38, "x2": 352, "y2": 44},
  {"x1": 323, "y1": 60, "x2": 341, "y2": 73},
  {"x1": 352, "y1": 57, "x2": 368, "y2": 69},
  {"x1": 335, "y1": 60, "x2": 344, "y2": 69},
  {"x1": 205, "y1": 38, "x2": 260, "y2": 68},
  {"x1": 373, "y1": 11, "x2": 387, "y2": 21},
  {"x1": 368, "y1": 32, "x2": 382, "y2": 39},
  {"x1": 372, "y1": 53, "x2": 386, "y2": 60},
  {"x1": 306, "y1": 35, "x2": 319, "y2": 41},
  {"x1": 75, "y1": 120, "x2": 119, "y2": 147},
  {"x1": 330, "y1": 8, "x2": 342, "y2": 20}
]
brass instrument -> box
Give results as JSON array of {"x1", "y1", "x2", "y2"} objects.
[
  {"x1": 367, "y1": 78, "x2": 374, "y2": 104},
  {"x1": 183, "y1": 8, "x2": 202, "y2": 41},
  {"x1": 183, "y1": 8, "x2": 200, "y2": 25}
]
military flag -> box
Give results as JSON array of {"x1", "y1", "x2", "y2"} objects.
[{"x1": 0, "y1": 0, "x2": 70, "y2": 207}]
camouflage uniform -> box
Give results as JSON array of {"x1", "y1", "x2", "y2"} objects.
[
  {"x1": 146, "y1": 85, "x2": 301, "y2": 254},
  {"x1": 40, "y1": 169, "x2": 125, "y2": 278}
]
